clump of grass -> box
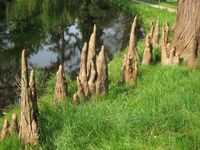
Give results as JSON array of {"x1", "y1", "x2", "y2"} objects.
[
  {"x1": 35, "y1": 69, "x2": 48, "y2": 98},
  {"x1": 0, "y1": 134, "x2": 23, "y2": 149},
  {"x1": 35, "y1": 39, "x2": 200, "y2": 149},
  {"x1": 37, "y1": 61, "x2": 200, "y2": 150}
]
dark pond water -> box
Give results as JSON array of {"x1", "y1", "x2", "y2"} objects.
[{"x1": 0, "y1": 0, "x2": 132, "y2": 108}]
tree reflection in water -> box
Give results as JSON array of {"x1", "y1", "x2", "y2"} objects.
[{"x1": 0, "y1": 0, "x2": 131, "y2": 107}]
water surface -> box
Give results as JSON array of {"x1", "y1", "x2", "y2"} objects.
[{"x1": 0, "y1": 0, "x2": 131, "y2": 107}]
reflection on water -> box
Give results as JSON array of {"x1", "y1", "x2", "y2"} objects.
[{"x1": 0, "y1": 0, "x2": 131, "y2": 107}]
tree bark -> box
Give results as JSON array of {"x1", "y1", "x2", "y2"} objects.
[
  {"x1": 87, "y1": 25, "x2": 97, "y2": 93},
  {"x1": 19, "y1": 50, "x2": 39, "y2": 145},
  {"x1": 121, "y1": 54, "x2": 138, "y2": 83},
  {"x1": 29, "y1": 70, "x2": 39, "y2": 115},
  {"x1": 10, "y1": 113, "x2": 19, "y2": 134},
  {"x1": 54, "y1": 65, "x2": 67, "y2": 102},
  {"x1": 172, "y1": 0, "x2": 200, "y2": 66},
  {"x1": 161, "y1": 22, "x2": 169, "y2": 64},
  {"x1": 76, "y1": 76, "x2": 85, "y2": 100},
  {"x1": 1, "y1": 119, "x2": 9, "y2": 141},
  {"x1": 149, "y1": 21, "x2": 154, "y2": 41},
  {"x1": 152, "y1": 20, "x2": 159, "y2": 46},
  {"x1": 96, "y1": 46, "x2": 108, "y2": 94},
  {"x1": 128, "y1": 16, "x2": 139, "y2": 62},
  {"x1": 87, "y1": 24, "x2": 97, "y2": 79},
  {"x1": 142, "y1": 34, "x2": 153, "y2": 65},
  {"x1": 79, "y1": 42, "x2": 89, "y2": 97},
  {"x1": 20, "y1": 87, "x2": 39, "y2": 145}
]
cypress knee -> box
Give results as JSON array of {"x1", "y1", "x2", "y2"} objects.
[
  {"x1": 149, "y1": 21, "x2": 155, "y2": 41},
  {"x1": 161, "y1": 23, "x2": 169, "y2": 65},
  {"x1": 152, "y1": 20, "x2": 159, "y2": 46},
  {"x1": 19, "y1": 49, "x2": 39, "y2": 145},
  {"x1": 29, "y1": 70, "x2": 38, "y2": 115},
  {"x1": 10, "y1": 113, "x2": 19, "y2": 134},
  {"x1": 72, "y1": 94, "x2": 79, "y2": 104},
  {"x1": 128, "y1": 16, "x2": 138, "y2": 62},
  {"x1": 76, "y1": 76, "x2": 85, "y2": 100},
  {"x1": 79, "y1": 42, "x2": 89, "y2": 97},
  {"x1": 54, "y1": 65, "x2": 67, "y2": 102},
  {"x1": 88, "y1": 62, "x2": 97, "y2": 93},
  {"x1": 142, "y1": 34, "x2": 153, "y2": 65},
  {"x1": 86, "y1": 25, "x2": 97, "y2": 93},
  {"x1": 1, "y1": 119, "x2": 10, "y2": 141},
  {"x1": 87, "y1": 24, "x2": 97, "y2": 78},
  {"x1": 122, "y1": 54, "x2": 138, "y2": 83},
  {"x1": 96, "y1": 46, "x2": 108, "y2": 94},
  {"x1": 168, "y1": 47, "x2": 180, "y2": 65}
]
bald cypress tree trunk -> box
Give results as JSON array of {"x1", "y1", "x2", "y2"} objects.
[{"x1": 172, "y1": 0, "x2": 200, "y2": 66}]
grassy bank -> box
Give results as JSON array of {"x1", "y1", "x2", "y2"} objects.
[
  {"x1": 1, "y1": 1, "x2": 200, "y2": 150},
  {"x1": 39, "y1": 57, "x2": 200, "y2": 150},
  {"x1": 109, "y1": 0, "x2": 176, "y2": 34},
  {"x1": 137, "y1": 0, "x2": 177, "y2": 9}
]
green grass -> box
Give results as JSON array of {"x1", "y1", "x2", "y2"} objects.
[
  {"x1": 137, "y1": 0, "x2": 178, "y2": 9},
  {"x1": 109, "y1": 0, "x2": 176, "y2": 35},
  {"x1": 1, "y1": 1, "x2": 200, "y2": 150},
  {"x1": 2, "y1": 42, "x2": 200, "y2": 149},
  {"x1": 32, "y1": 50, "x2": 200, "y2": 149}
]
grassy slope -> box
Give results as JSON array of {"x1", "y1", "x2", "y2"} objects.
[
  {"x1": 1, "y1": 1, "x2": 200, "y2": 150},
  {"x1": 137, "y1": 0, "x2": 177, "y2": 9}
]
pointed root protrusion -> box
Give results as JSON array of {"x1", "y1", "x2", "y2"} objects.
[
  {"x1": 96, "y1": 45, "x2": 108, "y2": 94},
  {"x1": 19, "y1": 49, "x2": 39, "y2": 145},
  {"x1": 121, "y1": 54, "x2": 138, "y2": 83},
  {"x1": 54, "y1": 65, "x2": 67, "y2": 102},
  {"x1": 128, "y1": 16, "x2": 139, "y2": 62},
  {"x1": 1, "y1": 119, "x2": 10, "y2": 141},
  {"x1": 152, "y1": 20, "x2": 159, "y2": 46},
  {"x1": 10, "y1": 113, "x2": 19, "y2": 134},
  {"x1": 142, "y1": 34, "x2": 153, "y2": 65},
  {"x1": 79, "y1": 42, "x2": 89, "y2": 97}
]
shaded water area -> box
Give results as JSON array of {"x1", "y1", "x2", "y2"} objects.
[{"x1": 0, "y1": 0, "x2": 132, "y2": 108}]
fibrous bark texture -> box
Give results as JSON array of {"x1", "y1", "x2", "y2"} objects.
[
  {"x1": 87, "y1": 24, "x2": 97, "y2": 78},
  {"x1": 20, "y1": 87, "x2": 39, "y2": 145},
  {"x1": 21, "y1": 50, "x2": 28, "y2": 92},
  {"x1": 122, "y1": 54, "x2": 138, "y2": 83},
  {"x1": 96, "y1": 46, "x2": 108, "y2": 94},
  {"x1": 1, "y1": 119, "x2": 10, "y2": 141},
  {"x1": 72, "y1": 94, "x2": 78, "y2": 104},
  {"x1": 121, "y1": 17, "x2": 139, "y2": 83},
  {"x1": 165, "y1": 21, "x2": 169, "y2": 43},
  {"x1": 54, "y1": 65, "x2": 67, "y2": 102},
  {"x1": 149, "y1": 21, "x2": 155, "y2": 40},
  {"x1": 29, "y1": 70, "x2": 38, "y2": 115},
  {"x1": 88, "y1": 62, "x2": 97, "y2": 93},
  {"x1": 87, "y1": 25, "x2": 97, "y2": 93},
  {"x1": 74, "y1": 26, "x2": 110, "y2": 102},
  {"x1": 10, "y1": 113, "x2": 19, "y2": 134},
  {"x1": 79, "y1": 42, "x2": 89, "y2": 97},
  {"x1": 142, "y1": 34, "x2": 153, "y2": 65},
  {"x1": 161, "y1": 22, "x2": 180, "y2": 66},
  {"x1": 161, "y1": 22, "x2": 169, "y2": 64},
  {"x1": 76, "y1": 76, "x2": 85, "y2": 100},
  {"x1": 172, "y1": 0, "x2": 200, "y2": 66},
  {"x1": 128, "y1": 16, "x2": 138, "y2": 62},
  {"x1": 74, "y1": 43, "x2": 91, "y2": 102},
  {"x1": 19, "y1": 49, "x2": 39, "y2": 145},
  {"x1": 168, "y1": 47, "x2": 180, "y2": 65},
  {"x1": 152, "y1": 20, "x2": 159, "y2": 46}
]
